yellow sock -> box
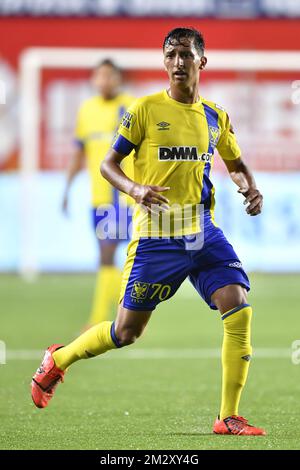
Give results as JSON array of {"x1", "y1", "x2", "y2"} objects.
[
  {"x1": 220, "y1": 304, "x2": 252, "y2": 421},
  {"x1": 89, "y1": 266, "x2": 122, "y2": 326},
  {"x1": 52, "y1": 321, "x2": 121, "y2": 370}
]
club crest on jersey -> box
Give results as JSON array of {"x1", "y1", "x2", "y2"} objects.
[
  {"x1": 208, "y1": 126, "x2": 220, "y2": 147},
  {"x1": 121, "y1": 111, "x2": 136, "y2": 130},
  {"x1": 158, "y1": 146, "x2": 212, "y2": 162},
  {"x1": 131, "y1": 281, "x2": 149, "y2": 300}
]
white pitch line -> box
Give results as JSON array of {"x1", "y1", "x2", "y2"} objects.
[{"x1": 5, "y1": 348, "x2": 291, "y2": 361}]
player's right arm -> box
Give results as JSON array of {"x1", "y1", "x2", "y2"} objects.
[
  {"x1": 101, "y1": 149, "x2": 169, "y2": 211},
  {"x1": 62, "y1": 104, "x2": 86, "y2": 215},
  {"x1": 101, "y1": 99, "x2": 169, "y2": 211},
  {"x1": 62, "y1": 145, "x2": 85, "y2": 215}
]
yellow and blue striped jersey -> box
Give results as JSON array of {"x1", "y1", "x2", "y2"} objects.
[
  {"x1": 75, "y1": 93, "x2": 134, "y2": 207},
  {"x1": 113, "y1": 90, "x2": 241, "y2": 237}
]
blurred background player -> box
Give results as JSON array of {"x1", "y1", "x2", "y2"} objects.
[{"x1": 62, "y1": 59, "x2": 134, "y2": 327}]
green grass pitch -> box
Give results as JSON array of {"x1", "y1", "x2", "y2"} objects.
[{"x1": 0, "y1": 273, "x2": 300, "y2": 450}]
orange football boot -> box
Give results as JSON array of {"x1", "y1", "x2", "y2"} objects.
[
  {"x1": 213, "y1": 415, "x2": 266, "y2": 436},
  {"x1": 31, "y1": 344, "x2": 65, "y2": 408}
]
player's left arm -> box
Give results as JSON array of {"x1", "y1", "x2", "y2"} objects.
[{"x1": 223, "y1": 157, "x2": 263, "y2": 216}]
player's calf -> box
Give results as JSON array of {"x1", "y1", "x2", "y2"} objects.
[
  {"x1": 114, "y1": 306, "x2": 152, "y2": 346},
  {"x1": 30, "y1": 312, "x2": 151, "y2": 408},
  {"x1": 114, "y1": 324, "x2": 145, "y2": 346}
]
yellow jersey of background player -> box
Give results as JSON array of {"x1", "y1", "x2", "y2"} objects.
[{"x1": 62, "y1": 59, "x2": 134, "y2": 328}]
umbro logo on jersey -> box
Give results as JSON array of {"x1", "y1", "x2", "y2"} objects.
[
  {"x1": 158, "y1": 147, "x2": 212, "y2": 162},
  {"x1": 157, "y1": 121, "x2": 170, "y2": 130}
]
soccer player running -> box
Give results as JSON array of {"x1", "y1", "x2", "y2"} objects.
[
  {"x1": 62, "y1": 59, "x2": 133, "y2": 327},
  {"x1": 32, "y1": 28, "x2": 265, "y2": 436}
]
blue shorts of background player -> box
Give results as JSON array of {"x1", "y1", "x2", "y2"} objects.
[
  {"x1": 120, "y1": 219, "x2": 250, "y2": 311},
  {"x1": 92, "y1": 203, "x2": 132, "y2": 244}
]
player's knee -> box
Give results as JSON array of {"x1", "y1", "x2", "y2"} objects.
[
  {"x1": 236, "y1": 289, "x2": 248, "y2": 305},
  {"x1": 212, "y1": 285, "x2": 248, "y2": 314},
  {"x1": 114, "y1": 326, "x2": 142, "y2": 347},
  {"x1": 229, "y1": 295, "x2": 248, "y2": 313}
]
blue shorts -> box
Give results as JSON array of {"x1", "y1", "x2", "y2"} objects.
[
  {"x1": 92, "y1": 204, "x2": 132, "y2": 244},
  {"x1": 120, "y1": 222, "x2": 250, "y2": 311}
]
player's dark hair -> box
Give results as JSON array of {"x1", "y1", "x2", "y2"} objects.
[
  {"x1": 95, "y1": 58, "x2": 121, "y2": 74},
  {"x1": 163, "y1": 27, "x2": 205, "y2": 55}
]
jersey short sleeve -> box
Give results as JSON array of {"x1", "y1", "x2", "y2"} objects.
[
  {"x1": 217, "y1": 111, "x2": 241, "y2": 161},
  {"x1": 112, "y1": 98, "x2": 146, "y2": 156}
]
